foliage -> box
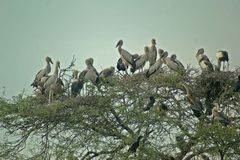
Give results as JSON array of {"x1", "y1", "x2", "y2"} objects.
[{"x1": 0, "y1": 67, "x2": 240, "y2": 160}]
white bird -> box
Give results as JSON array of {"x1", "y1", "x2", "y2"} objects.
[
  {"x1": 162, "y1": 51, "x2": 185, "y2": 73},
  {"x1": 42, "y1": 61, "x2": 60, "y2": 104},
  {"x1": 131, "y1": 47, "x2": 149, "y2": 73},
  {"x1": 83, "y1": 58, "x2": 99, "y2": 84},
  {"x1": 195, "y1": 48, "x2": 214, "y2": 72},
  {"x1": 145, "y1": 49, "x2": 164, "y2": 78},
  {"x1": 216, "y1": 51, "x2": 229, "y2": 71},
  {"x1": 31, "y1": 56, "x2": 53, "y2": 88},
  {"x1": 99, "y1": 66, "x2": 115, "y2": 78},
  {"x1": 116, "y1": 40, "x2": 136, "y2": 74},
  {"x1": 71, "y1": 70, "x2": 84, "y2": 97},
  {"x1": 148, "y1": 39, "x2": 157, "y2": 67}
]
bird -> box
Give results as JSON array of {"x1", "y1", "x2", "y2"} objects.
[
  {"x1": 131, "y1": 46, "x2": 149, "y2": 73},
  {"x1": 145, "y1": 49, "x2": 164, "y2": 78},
  {"x1": 170, "y1": 54, "x2": 185, "y2": 69},
  {"x1": 116, "y1": 58, "x2": 127, "y2": 72},
  {"x1": 143, "y1": 96, "x2": 155, "y2": 111},
  {"x1": 148, "y1": 39, "x2": 157, "y2": 67},
  {"x1": 195, "y1": 48, "x2": 214, "y2": 72},
  {"x1": 84, "y1": 58, "x2": 99, "y2": 84},
  {"x1": 31, "y1": 56, "x2": 53, "y2": 88},
  {"x1": 128, "y1": 135, "x2": 143, "y2": 156},
  {"x1": 99, "y1": 66, "x2": 115, "y2": 78},
  {"x1": 42, "y1": 61, "x2": 61, "y2": 104},
  {"x1": 71, "y1": 70, "x2": 84, "y2": 97},
  {"x1": 162, "y1": 51, "x2": 185, "y2": 73},
  {"x1": 216, "y1": 51, "x2": 229, "y2": 71},
  {"x1": 116, "y1": 40, "x2": 136, "y2": 74},
  {"x1": 179, "y1": 82, "x2": 204, "y2": 118},
  {"x1": 233, "y1": 75, "x2": 240, "y2": 92},
  {"x1": 212, "y1": 103, "x2": 230, "y2": 126}
]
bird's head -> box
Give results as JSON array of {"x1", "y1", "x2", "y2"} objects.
[
  {"x1": 196, "y1": 48, "x2": 204, "y2": 57},
  {"x1": 46, "y1": 56, "x2": 53, "y2": 64},
  {"x1": 158, "y1": 49, "x2": 164, "y2": 57},
  {"x1": 151, "y1": 38, "x2": 156, "y2": 45},
  {"x1": 162, "y1": 51, "x2": 168, "y2": 58},
  {"x1": 144, "y1": 46, "x2": 149, "y2": 53},
  {"x1": 116, "y1": 40, "x2": 123, "y2": 48},
  {"x1": 170, "y1": 54, "x2": 177, "y2": 60},
  {"x1": 85, "y1": 58, "x2": 94, "y2": 66},
  {"x1": 110, "y1": 66, "x2": 115, "y2": 72}
]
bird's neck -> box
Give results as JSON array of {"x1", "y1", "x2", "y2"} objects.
[
  {"x1": 54, "y1": 65, "x2": 59, "y2": 75},
  {"x1": 118, "y1": 47, "x2": 122, "y2": 53}
]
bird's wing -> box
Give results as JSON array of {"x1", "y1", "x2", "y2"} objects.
[
  {"x1": 135, "y1": 55, "x2": 147, "y2": 69},
  {"x1": 79, "y1": 70, "x2": 88, "y2": 79},
  {"x1": 121, "y1": 49, "x2": 135, "y2": 66}
]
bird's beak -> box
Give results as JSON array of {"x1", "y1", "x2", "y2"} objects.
[{"x1": 116, "y1": 41, "x2": 120, "y2": 48}]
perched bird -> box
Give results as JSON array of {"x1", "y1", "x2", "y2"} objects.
[
  {"x1": 145, "y1": 49, "x2": 164, "y2": 78},
  {"x1": 99, "y1": 66, "x2": 115, "y2": 78},
  {"x1": 212, "y1": 103, "x2": 230, "y2": 126},
  {"x1": 42, "y1": 61, "x2": 60, "y2": 104},
  {"x1": 71, "y1": 70, "x2": 84, "y2": 97},
  {"x1": 84, "y1": 58, "x2": 99, "y2": 84},
  {"x1": 128, "y1": 135, "x2": 143, "y2": 156},
  {"x1": 170, "y1": 54, "x2": 185, "y2": 69},
  {"x1": 131, "y1": 47, "x2": 149, "y2": 73},
  {"x1": 31, "y1": 56, "x2": 53, "y2": 88},
  {"x1": 148, "y1": 39, "x2": 157, "y2": 67},
  {"x1": 216, "y1": 51, "x2": 229, "y2": 71},
  {"x1": 180, "y1": 82, "x2": 204, "y2": 118},
  {"x1": 143, "y1": 96, "x2": 155, "y2": 111},
  {"x1": 195, "y1": 48, "x2": 214, "y2": 72},
  {"x1": 162, "y1": 51, "x2": 185, "y2": 73},
  {"x1": 233, "y1": 75, "x2": 240, "y2": 92},
  {"x1": 116, "y1": 58, "x2": 127, "y2": 72},
  {"x1": 116, "y1": 40, "x2": 136, "y2": 74}
]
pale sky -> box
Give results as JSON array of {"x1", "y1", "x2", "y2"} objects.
[{"x1": 0, "y1": 0, "x2": 240, "y2": 98}]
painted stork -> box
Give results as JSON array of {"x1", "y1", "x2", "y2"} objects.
[
  {"x1": 131, "y1": 46, "x2": 149, "y2": 73},
  {"x1": 212, "y1": 103, "x2": 230, "y2": 126},
  {"x1": 31, "y1": 56, "x2": 53, "y2": 88},
  {"x1": 116, "y1": 40, "x2": 136, "y2": 74},
  {"x1": 216, "y1": 51, "x2": 229, "y2": 71},
  {"x1": 42, "y1": 61, "x2": 60, "y2": 104},
  {"x1": 84, "y1": 58, "x2": 99, "y2": 84},
  {"x1": 180, "y1": 82, "x2": 204, "y2": 118},
  {"x1": 99, "y1": 66, "x2": 115, "y2": 78},
  {"x1": 145, "y1": 49, "x2": 164, "y2": 78},
  {"x1": 71, "y1": 70, "x2": 84, "y2": 97},
  {"x1": 143, "y1": 96, "x2": 155, "y2": 111},
  {"x1": 148, "y1": 38, "x2": 157, "y2": 67},
  {"x1": 195, "y1": 48, "x2": 214, "y2": 72},
  {"x1": 162, "y1": 51, "x2": 185, "y2": 73}
]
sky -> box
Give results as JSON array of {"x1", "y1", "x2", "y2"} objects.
[{"x1": 0, "y1": 0, "x2": 240, "y2": 98}]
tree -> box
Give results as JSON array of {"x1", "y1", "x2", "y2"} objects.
[{"x1": 0, "y1": 67, "x2": 240, "y2": 160}]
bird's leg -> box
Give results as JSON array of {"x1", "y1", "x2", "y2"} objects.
[
  {"x1": 223, "y1": 62, "x2": 226, "y2": 71},
  {"x1": 226, "y1": 62, "x2": 229, "y2": 71},
  {"x1": 48, "y1": 90, "x2": 52, "y2": 104}
]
